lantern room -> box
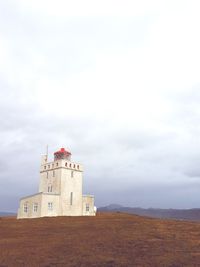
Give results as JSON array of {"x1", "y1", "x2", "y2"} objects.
[{"x1": 54, "y1": 148, "x2": 71, "y2": 161}]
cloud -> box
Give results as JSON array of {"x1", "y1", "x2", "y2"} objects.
[{"x1": 1, "y1": 0, "x2": 200, "y2": 211}]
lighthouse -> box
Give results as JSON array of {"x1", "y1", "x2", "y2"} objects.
[{"x1": 17, "y1": 148, "x2": 96, "y2": 219}]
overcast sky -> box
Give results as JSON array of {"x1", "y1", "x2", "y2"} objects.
[{"x1": 1, "y1": 0, "x2": 200, "y2": 211}]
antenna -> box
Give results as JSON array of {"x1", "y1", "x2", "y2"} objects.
[{"x1": 46, "y1": 145, "x2": 49, "y2": 157}]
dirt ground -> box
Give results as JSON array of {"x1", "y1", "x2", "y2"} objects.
[{"x1": 0, "y1": 212, "x2": 200, "y2": 267}]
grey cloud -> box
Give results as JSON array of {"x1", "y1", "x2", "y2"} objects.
[
  {"x1": 0, "y1": 96, "x2": 199, "y2": 211},
  {"x1": 91, "y1": 182, "x2": 200, "y2": 209},
  {"x1": 0, "y1": 1, "x2": 152, "y2": 81},
  {"x1": 182, "y1": 157, "x2": 200, "y2": 178},
  {"x1": 185, "y1": 170, "x2": 200, "y2": 178},
  {"x1": 1, "y1": 1, "x2": 200, "y2": 211}
]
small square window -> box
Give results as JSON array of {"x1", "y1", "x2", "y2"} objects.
[
  {"x1": 48, "y1": 202, "x2": 53, "y2": 211},
  {"x1": 23, "y1": 203, "x2": 28, "y2": 213},
  {"x1": 33, "y1": 203, "x2": 38, "y2": 212},
  {"x1": 48, "y1": 185, "x2": 52, "y2": 192},
  {"x1": 86, "y1": 203, "x2": 89, "y2": 212}
]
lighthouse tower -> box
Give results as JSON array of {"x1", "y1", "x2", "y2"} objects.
[{"x1": 17, "y1": 148, "x2": 95, "y2": 219}]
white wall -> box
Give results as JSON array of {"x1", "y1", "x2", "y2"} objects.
[
  {"x1": 60, "y1": 167, "x2": 83, "y2": 216},
  {"x1": 17, "y1": 193, "x2": 43, "y2": 219},
  {"x1": 17, "y1": 155, "x2": 95, "y2": 218}
]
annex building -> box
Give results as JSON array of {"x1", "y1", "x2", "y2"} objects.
[{"x1": 17, "y1": 148, "x2": 96, "y2": 219}]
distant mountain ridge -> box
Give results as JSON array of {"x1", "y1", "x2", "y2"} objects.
[
  {"x1": 98, "y1": 204, "x2": 200, "y2": 221},
  {"x1": 0, "y1": 212, "x2": 16, "y2": 217}
]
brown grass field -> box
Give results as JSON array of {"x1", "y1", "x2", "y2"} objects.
[{"x1": 1, "y1": 212, "x2": 200, "y2": 267}]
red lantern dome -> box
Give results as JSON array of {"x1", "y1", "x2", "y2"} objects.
[{"x1": 54, "y1": 148, "x2": 71, "y2": 161}]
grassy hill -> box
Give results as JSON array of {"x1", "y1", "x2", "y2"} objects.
[{"x1": 1, "y1": 212, "x2": 200, "y2": 266}]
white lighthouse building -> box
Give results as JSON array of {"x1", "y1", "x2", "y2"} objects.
[{"x1": 17, "y1": 148, "x2": 96, "y2": 219}]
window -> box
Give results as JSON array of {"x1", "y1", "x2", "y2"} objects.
[
  {"x1": 48, "y1": 165, "x2": 50, "y2": 169},
  {"x1": 23, "y1": 203, "x2": 28, "y2": 213},
  {"x1": 71, "y1": 171, "x2": 74, "y2": 178},
  {"x1": 56, "y1": 162, "x2": 58, "y2": 166},
  {"x1": 70, "y1": 192, "x2": 73, "y2": 205},
  {"x1": 48, "y1": 184, "x2": 52, "y2": 192},
  {"x1": 33, "y1": 203, "x2": 38, "y2": 212},
  {"x1": 44, "y1": 166, "x2": 46, "y2": 170},
  {"x1": 77, "y1": 165, "x2": 79, "y2": 170},
  {"x1": 86, "y1": 203, "x2": 90, "y2": 212},
  {"x1": 65, "y1": 162, "x2": 67, "y2": 167},
  {"x1": 48, "y1": 202, "x2": 53, "y2": 211},
  {"x1": 73, "y1": 164, "x2": 75, "y2": 168},
  {"x1": 69, "y1": 163, "x2": 71, "y2": 168},
  {"x1": 53, "y1": 170, "x2": 55, "y2": 177}
]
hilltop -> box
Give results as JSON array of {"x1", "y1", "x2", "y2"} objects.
[{"x1": 1, "y1": 212, "x2": 200, "y2": 266}]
